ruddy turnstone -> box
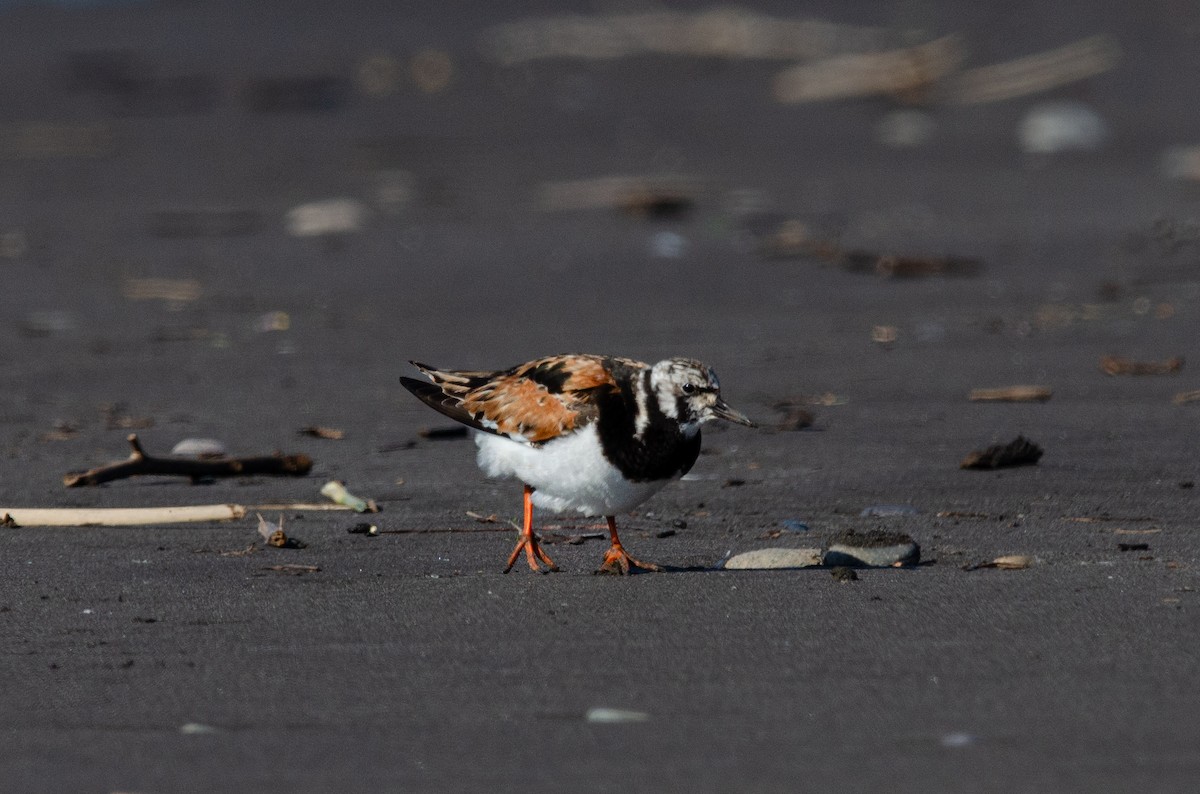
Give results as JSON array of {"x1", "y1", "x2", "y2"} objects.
[{"x1": 400, "y1": 354, "x2": 754, "y2": 574}]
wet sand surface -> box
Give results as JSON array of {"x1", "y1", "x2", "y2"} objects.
[{"x1": 1, "y1": 2, "x2": 1199, "y2": 791}]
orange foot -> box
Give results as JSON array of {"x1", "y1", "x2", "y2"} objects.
[
  {"x1": 504, "y1": 532, "x2": 558, "y2": 574},
  {"x1": 596, "y1": 543, "x2": 662, "y2": 575},
  {"x1": 503, "y1": 484, "x2": 558, "y2": 574}
]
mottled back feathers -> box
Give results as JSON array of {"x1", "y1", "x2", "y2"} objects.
[{"x1": 401, "y1": 354, "x2": 645, "y2": 444}]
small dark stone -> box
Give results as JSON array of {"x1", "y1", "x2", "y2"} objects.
[
  {"x1": 1118, "y1": 542, "x2": 1150, "y2": 552},
  {"x1": 656, "y1": 529, "x2": 676, "y2": 539},
  {"x1": 830, "y1": 566, "x2": 858, "y2": 582},
  {"x1": 672, "y1": 519, "x2": 687, "y2": 529}
]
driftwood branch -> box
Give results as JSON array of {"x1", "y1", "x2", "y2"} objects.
[
  {"x1": 0, "y1": 502, "x2": 354, "y2": 527},
  {"x1": 63, "y1": 434, "x2": 313, "y2": 487}
]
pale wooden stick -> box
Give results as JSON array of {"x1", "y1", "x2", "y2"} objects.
[
  {"x1": 1, "y1": 502, "x2": 356, "y2": 527},
  {"x1": 1, "y1": 504, "x2": 245, "y2": 527}
]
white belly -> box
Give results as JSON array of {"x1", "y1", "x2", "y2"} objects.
[{"x1": 473, "y1": 426, "x2": 672, "y2": 516}]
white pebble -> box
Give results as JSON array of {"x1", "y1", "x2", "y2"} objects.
[
  {"x1": 1018, "y1": 101, "x2": 1108, "y2": 154},
  {"x1": 650, "y1": 231, "x2": 686, "y2": 259}
]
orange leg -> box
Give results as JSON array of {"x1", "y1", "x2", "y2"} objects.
[
  {"x1": 596, "y1": 516, "x2": 661, "y2": 575},
  {"x1": 503, "y1": 485, "x2": 558, "y2": 574}
]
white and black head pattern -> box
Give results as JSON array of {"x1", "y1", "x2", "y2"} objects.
[{"x1": 648, "y1": 358, "x2": 754, "y2": 434}]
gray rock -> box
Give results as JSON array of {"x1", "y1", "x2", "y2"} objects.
[{"x1": 823, "y1": 529, "x2": 920, "y2": 567}]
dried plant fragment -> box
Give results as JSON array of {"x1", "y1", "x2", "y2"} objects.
[
  {"x1": 969, "y1": 386, "x2": 1052, "y2": 403},
  {"x1": 1100, "y1": 355, "x2": 1183, "y2": 376},
  {"x1": 773, "y1": 35, "x2": 963, "y2": 104},
  {"x1": 300, "y1": 426, "x2": 345, "y2": 440},
  {"x1": 948, "y1": 36, "x2": 1120, "y2": 105}
]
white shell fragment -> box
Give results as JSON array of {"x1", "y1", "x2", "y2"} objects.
[
  {"x1": 285, "y1": 197, "x2": 368, "y2": 237},
  {"x1": 585, "y1": 707, "x2": 650, "y2": 724},
  {"x1": 179, "y1": 722, "x2": 219, "y2": 735},
  {"x1": 722, "y1": 548, "x2": 823, "y2": 570}
]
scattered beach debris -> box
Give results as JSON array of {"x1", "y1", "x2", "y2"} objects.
[
  {"x1": 969, "y1": 385, "x2": 1053, "y2": 403},
  {"x1": 539, "y1": 175, "x2": 699, "y2": 215},
  {"x1": 256, "y1": 512, "x2": 306, "y2": 549},
  {"x1": 1173, "y1": 390, "x2": 1200, "y2": 405},
  {"x1": 1100, "y1": 355, "x2": 1184, "y2": 376},
  {"x1": 285, "y1": 197, "x2": 368, "y2": 237},
  {"x1": 63, "y1": 434, "x2": 312, "y2": 487},
  {"x1": 20, "y1": 309, "x2": 76, "y2": 337},
  {"x1": 255, "y1": 311, "x2": 290, "y2": 332},
  {"x1": 38, "y1": 421, "x2": 80, "y2": 442},
  {"x1": 300, "y1": 426, "x2": 345, "y2": 440},
  {"x1": 772, "y1": 35, "x2": 963, "y2": 104},
  {"x1": 320, "y1": 480, "x2": 379, "y2": 513},
  {"x1": 761, "y1": 222, "x2": 983, "y2": 278},
  {"x1": 584, "y1": 707, "x2": 649, "y2": 724},
  {"x1": 872, "y1": 325, "x2": 899, "y2": 347},
  {"x1": 947, "y1": 35, "x2": 1120, "y2": 105},
  {"x1": 859, "y1": 505, "x2": 919, "y2": 518},
  {"x1": 347, "y1": 522, "x2": 380, "y2": 536},
  {"x1": 823, "y1": 529, "x2": 920, "y2": 567},
  {"x1": 170, "y1": 438, "x2": 227, "y2": 457},
  {"x1": 960, "y1": 436, "x2": 1043, "y2": 470},
  {"x1": 1017, "y1": 101, "x2": 1109, "y2": 154},
  {"x1": 262, "y1": 564, "x2": 321, "y2": 575},
  {"x1": 122, "y1": 277, "x2": 204, "y2": 302},
  {"x1": 482, "y1": 8, "x2": 901, "y2": 65},
  {"x1": 963, "y1": 555, "x2": 1033, "y2": 571},
  {"x1": 722, "y1": 548, "x2": 823, "y2": 570},
  {"x1": 0, "y1": 502, "x2": 355, "y2": 528},
  {"x1": 179, "y1": 722, "x2": 220, "y2": 735},
  {"x1": 830, "y1": 566, "x2": 859, "y2": 582}
]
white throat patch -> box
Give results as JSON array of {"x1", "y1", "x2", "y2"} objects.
[{"x1": 633, "y1": 371, "x2": 651, "y2": 439}]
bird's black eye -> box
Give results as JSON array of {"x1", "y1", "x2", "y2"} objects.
[{"x1": 682, "y1": 383, "x2": 696, "y2": 395}]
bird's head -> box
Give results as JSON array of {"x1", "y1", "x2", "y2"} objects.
[{"x1": 649, "y1": 358, "x2": 755, "y2": 434}]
